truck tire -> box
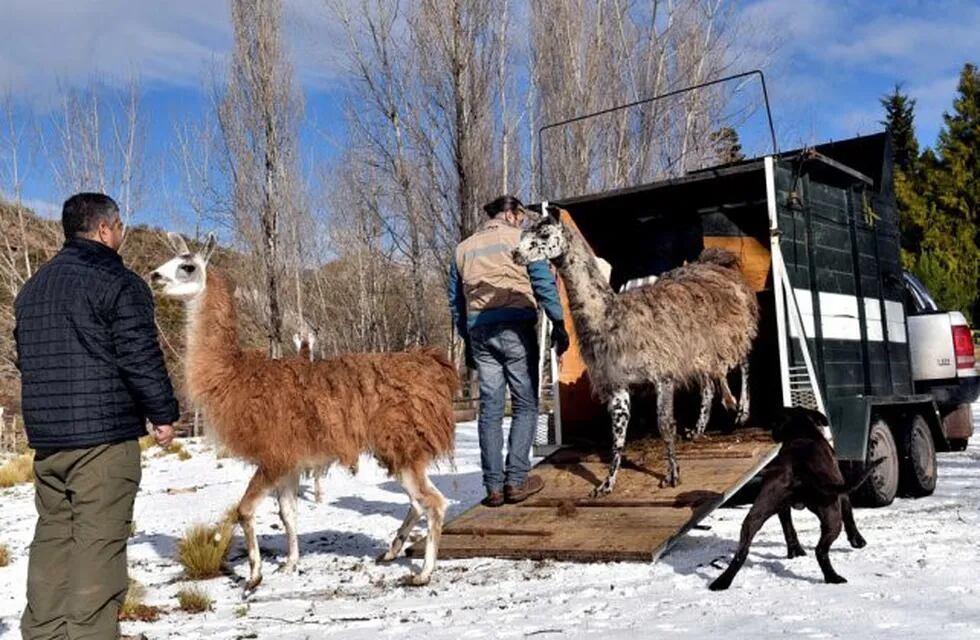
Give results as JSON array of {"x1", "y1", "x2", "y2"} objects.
[
  {"x1": 899, "y1": 414, "x2": 937, "y2": 497},
  {"x1": 854, "y1": 419, "x2": 899, "y2": 508}
]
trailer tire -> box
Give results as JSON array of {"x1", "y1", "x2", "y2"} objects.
[
  {"x1": 899, "y1": 414, "x2": 937, "y2": 497},
  {"x1": 854, "y1": 419, "x2": 899, "y2": 508}
]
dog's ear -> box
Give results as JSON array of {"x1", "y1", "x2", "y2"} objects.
[
  {"x1": 770, "y1": 409, "x2": 793, "y2": 442},
  {"x1": 799, "y1": 407, "x2": 829, "y2": 427}
]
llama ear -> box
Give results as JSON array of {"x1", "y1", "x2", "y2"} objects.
[
  {"x1": 201, "y1": 233, "x2": 217, "y2": 263},
  {"x1": 167, "y1": 232, "x2": 190, "y2": 256}
]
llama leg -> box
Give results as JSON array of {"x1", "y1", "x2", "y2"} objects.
[
  {"x1": 591, "y1": 389, "x2": 630, "y2": 498},
  {"x1": 378, "y1": 474, "x2": 423, "y2": 564},
  {"x1": 718, "y1": 377, "x2": 737, "y2": 411},
  {"x1": 692, "y1": 380, "x2": 714, "y2": 439},
  {"x1": 400, "y1": 467, "x2": 447, "y2": 586},
  {"x1": 736, "y1": 360, "x2": 751, "y2": 425},
  {"x1": 656, "y1": 380, "x2": 680, "y2": 488},
  {"x1": 275, "y1": 470, "x2": 301, "y2": 574},
  {"x1": 238, "y1": 468, "x2": 276, "y2": 592},
  {"x1": 314, "y1": 470, "x2": 323, "y2": 504}
]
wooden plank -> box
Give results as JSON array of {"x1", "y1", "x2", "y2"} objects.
[{"x1": 409, "y1": 428, "x2": 779, "y2": 562}]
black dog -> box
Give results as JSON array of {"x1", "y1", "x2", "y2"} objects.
[{"x1": 709, "y1": 407, "x2": 882, "y2": 590}]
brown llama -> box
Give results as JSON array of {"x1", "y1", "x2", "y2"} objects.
[
  {"x1": 513, "y1": 210, "x2": 758, "y2": 495},
  {"x1": 150, "y1": 233, "x2": 458, "y2": 589}
]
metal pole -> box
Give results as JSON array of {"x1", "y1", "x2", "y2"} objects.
[{"x1": 537, "y1": 69, "x2": 778, "y2": 196}]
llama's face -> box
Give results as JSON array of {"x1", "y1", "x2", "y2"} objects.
[
  {"x1": 149, "y1": 232, "x2": 216, "y2": 301},
  {"x1": 512, "y1": 215, "x2": 567, "y2": 265}
]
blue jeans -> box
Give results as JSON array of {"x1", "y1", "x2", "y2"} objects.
[{"x1": 469, "y1": 321, "x2": 539, "y2": 493}]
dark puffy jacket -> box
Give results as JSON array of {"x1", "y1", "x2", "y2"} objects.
[{"x1": 14, "y1": 238, "x2": 179, "y2": 449}]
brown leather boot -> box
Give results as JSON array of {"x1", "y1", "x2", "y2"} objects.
[
  {"x1": 504, "y1": 475, "x2": 544, "y2": 504},
  {"x1": 482, "y1": 489, "x2": 505, "y2": 507}
]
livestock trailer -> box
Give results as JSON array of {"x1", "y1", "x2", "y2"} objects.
[{"x1": 421, "y1": 131, "x2": 947, "y2": 563}]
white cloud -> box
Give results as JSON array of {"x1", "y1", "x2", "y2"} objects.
[
  {"x1": 736, "y1": 0, "x2": 978, "y2": 146},
  {"x1": 0, "y1": 0, "x2": 350, "y2": 108}
]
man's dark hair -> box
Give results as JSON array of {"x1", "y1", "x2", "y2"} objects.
[
  {"x1": 483, "y1": 195, "x2": 524, "y2": 218},
  {"x1": 62, "y1": 193, "x2": 120, "y2": 239}
]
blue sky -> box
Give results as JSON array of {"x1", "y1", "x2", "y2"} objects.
[{"x1": 0, "y1": 0, "x2": 976, "y2": 228}]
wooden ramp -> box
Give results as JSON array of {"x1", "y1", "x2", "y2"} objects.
[{"x1": 410, "y1": 429, "x2": 778, "y2": 562}]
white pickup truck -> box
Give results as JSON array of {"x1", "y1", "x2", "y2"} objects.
[{"x1": 903, "y1": 271, "x2": 979, "y2": 450}]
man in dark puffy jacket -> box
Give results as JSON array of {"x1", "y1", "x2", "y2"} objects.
[{"x1": 15, "y1": 193, "x2": 179, "y2": 640}]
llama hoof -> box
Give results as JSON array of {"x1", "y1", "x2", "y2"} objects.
[
  {"x1": 243, "y1": 575, "x2": 263, "y2": 593},
  {"x1": 787, "y1": 545, "x2": 807, "y2": 558},
  {"x1": 404, "y1": 573, "x2": 431, "y2": 587},
  {"x1": 276, "y1": 562, "x2": 298, "y2": 575},
  {"x1": 376, "y1": 551, "x2": 397, "y2": 564},
  {"x1": 658, "y1": 474, "x2": 680, "y2": 489},
  {"x1": 824, "y1": 573, "x2": 848, "y2": 585},
  {"x1": 848, "y1": 535, "x2": 867, "y2": 549},
  {"x1": 590, "y1": 482, "x2": 613, "y2": 498}
]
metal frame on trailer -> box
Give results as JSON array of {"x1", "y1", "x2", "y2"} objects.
[{"x1": 765, "y1": 157, "x2": 832, "y2": 443}]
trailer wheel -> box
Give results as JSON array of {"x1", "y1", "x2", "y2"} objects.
[
  {"x1": 899, "y1": 414, "x2": 937, "y2": 497},
  {"x1": 854, "y1": 419, "x2": 899, "y2": 508}
]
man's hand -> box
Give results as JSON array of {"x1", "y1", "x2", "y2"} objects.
[
  {"x1": 551, "y1": 322, "x2": 570, "y2": 358},
  {"x1": 151, "y1": 423, "x2": 176, "y2": 448}
]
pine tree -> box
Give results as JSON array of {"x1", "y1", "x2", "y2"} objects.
[
  {"x1": 880, "y1": 85, "x2": 919, "y2": 172},
  {"x1": 913, "y1": 63, "x2": 980, "y2": 324},
  {"x1": 880, "y1": 85, "x2": 925, "y2": 257},
  {"x1": 709, "y1": 127, "x2": 745, "y2": 165}
]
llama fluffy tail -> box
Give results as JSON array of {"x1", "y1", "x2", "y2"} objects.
[{"x1": 697, "y1": 247, "x2": 740, "y2": 269}]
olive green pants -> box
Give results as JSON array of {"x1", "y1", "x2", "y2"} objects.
[{"x1": 21, "y1": 439, "x2": 142, "y2": 640}]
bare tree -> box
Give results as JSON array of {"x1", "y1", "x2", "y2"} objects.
[
  {"x1": 173, "y1": 108, "x2": 227, "y2": 240},
  {"x1": 531, "y1": 0, "x2": 745, "y2": 199},
  {"x1": 218, "y1": 0, "x2": 305, "y2": 359},
  {"x1": 1, "y1": 91, "x2": 38, "y2": 279},
  {"x1": 48, "y1": 80, "x2": 146, "y2": 233}
]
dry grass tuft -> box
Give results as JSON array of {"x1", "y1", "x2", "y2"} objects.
[
  {"x1": 0, "y1": 543, "x2": 10, "y2": 567},
  {"x1": 118, "y1": 578, "x2": 163, "y2": 622},
  {"x1": 176, "y1": 585, "x2": 213, "y2": 613},
  {"x1": 149, "y1": 439, "x2": 192, "y2": 461},
  {"x1": 176, "y1": 510, "x2": 237, "y2": 579},
  {"x1": 0, "y1": 451, "x2": 34, "y2": 488}
]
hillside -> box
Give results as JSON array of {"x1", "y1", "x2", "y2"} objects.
[{"x1": 0, "y1": 202, "x2": 273, "y2": 421}]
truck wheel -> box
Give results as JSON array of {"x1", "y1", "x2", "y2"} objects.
[
  {"x1": 899, "y1": 415, "x2": 937, "y2": 497},
  {"x1": 854, "y1": 419, "x2": 899, "y2": 508}
]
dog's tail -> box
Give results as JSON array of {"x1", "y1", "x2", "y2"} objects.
[{"x1": 842, "y1": 457, "x2": 887, "y2": 494}]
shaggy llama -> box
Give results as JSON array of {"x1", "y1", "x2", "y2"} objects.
[
  {"x1": 150, "y1": 233, "x2": 458, "y2": 589},
  {"x1": 513, "y1": 211, "x2": 758, "y2": 495}
]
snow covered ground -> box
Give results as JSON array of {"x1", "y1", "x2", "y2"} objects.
[{"x1": 2, "y1": 408, "x2": 980, "y2": 640}]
